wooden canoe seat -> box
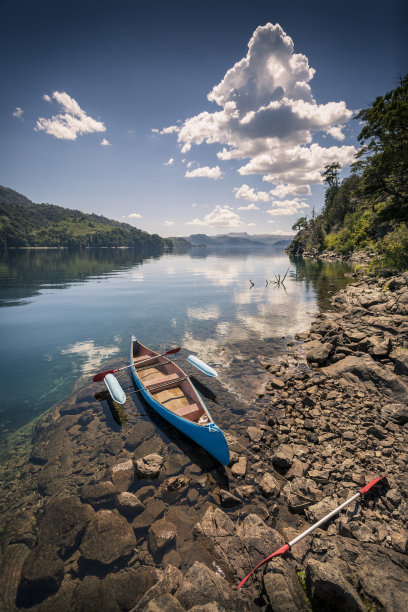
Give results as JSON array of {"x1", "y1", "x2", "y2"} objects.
[
  {"x1": 145, "y1": 373, "x2": 180, "y2": 389},
  {"x1": 175, "y1": 403, "x2": 202, "y2": 422},
  {"x1": 134, "y1": 354, "x2": 156, "y2": 365}
]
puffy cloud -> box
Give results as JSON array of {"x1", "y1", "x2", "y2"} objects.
[
  {"x1": 153, "y1": 125, "x2": 180, "y2": 135},
  {"x1": 164, "y1": 157, "x2": 175, "y2": 165},
  {"x1": 35, "y1": 91, "x2": 106, "y2": 140},
  {"x1": 161, "y1": 23, "x2": 355, "y2": 196},
  {"x1": 186, "y1": 205, "x2": 244, "y2": 228},
  {"x1": 101, "y1": 138, "x2": 111, "y2": 146},
  {"x1": 129, "y1": 213, "x2": 142, "y2": 219},
  {"x1": 266, "y1": 198, "x2": 309, "y2": 216},
  {"x1": 234, "y1": 184, "x2": 270, "y2": 201},
  {"x1": 43, "y1": 94, "x2": 52, "y2": 102},
  {"x1": 247, "y1": 222, "x2": 256, "y2": 227},
  {"x1": 185, "y1": 165, "x2": 222, "y2": 179},
  {"x1": 164, "y1": 220, "x2": 175, "y2": 226},
  {"x1": 13, "y1": 107, "x2": 24, "y2": 119},
  {"x1": 237, "y1": 203, "x2": 259, "y2": 211}
]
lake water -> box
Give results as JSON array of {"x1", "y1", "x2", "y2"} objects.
[{"x1": 0, "y1": 247, "x2": 352, "y2": 453}]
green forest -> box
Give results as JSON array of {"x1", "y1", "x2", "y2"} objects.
[
  {"x1": 0, "y1": 187, "x2": 172, "y2": 249},
  {"x1": 288, "y1": 75, "x2": 408, "y2": 271}
]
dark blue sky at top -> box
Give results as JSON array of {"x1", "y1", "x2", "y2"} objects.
[{"x1": 1, "y1": 0, "x2": 406, "y2": 235}]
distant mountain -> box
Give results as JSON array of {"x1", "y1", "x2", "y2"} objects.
[
  {"x1": 184, "y1": 232, "x2": 293, "y2": 248},
  {"x1": 0, "y1": 186, "x2": 170, "y2": 249}
]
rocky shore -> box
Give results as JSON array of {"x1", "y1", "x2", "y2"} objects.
[{"x1": 0, "y1": 271, "x2": 407, "y2": 611}]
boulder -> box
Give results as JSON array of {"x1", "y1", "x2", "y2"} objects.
[
  {"x1": 273, "y1": 444, "x2": 294, "y2": 470},
  {"x1": 263, "y1": 558, "x2": 309, "y2": 612},
  {"x1": 219, "y1": 490, "x2": 242, "y2": 508},
  {"x1": 259, "y1": 473, "x2": 280, "y2": 497},
  {"x1": 80, "y1": 481, "x2": 117, "y2": 509},
  {"x1": 305, "y1": 559, "x2": 365, "y2": 611},
  {"x1": 392, "y1": 348, "x2": 408, "y2": 375},
  {"x1": 366, "y1": 335, "x2": 392, "y2": 357},
  {"x1": 381, "y1": 403, "x2": 408, "y2": 424},
  {"x1": 148, "y1": 518, "x2": 177, "y2": 555},
  {"x1": 109, "y1": 459, "x2": 134, "y2": 492},
  {"x1": 306, "y1": 342, "x2": 334, "y2": 365},
  {"x1": 80, "y1": 510, "x2": 136, "y2": 565},
  {"x1": 135, "y1": 453, "x2": 164, "y2": 479},
  {"x1": 18, "y1": 544, "x2": 64, "y2": 606},
  {"x1": 131, "y1": 564, "x2": 184, "y2": 610},
  {"x1": 117, "y1": 492, "x2": 145, "y2": 517}
]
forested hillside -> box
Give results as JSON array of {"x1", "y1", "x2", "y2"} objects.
[
  {"x1": 0, "y1": 188, "x2": 171, "y2": 249},
  {"x1": 288, "y1": 75, "x2": 408, "y2": 271}
]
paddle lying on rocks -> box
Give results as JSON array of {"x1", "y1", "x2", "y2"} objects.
[
  {"x1": 237, "y1": 475, "x2": 387, "y2": 589},
  {"x1": 92, "y1": 347, "x2": 181, "y2": 382}
]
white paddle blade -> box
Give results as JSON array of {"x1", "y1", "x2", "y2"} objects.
[
  {"x1": 104, "y1": 373, "x2": 127, "y2": 404},
  {"x1": 187, "y1": 355, "x2": 218, "y2": 377}
]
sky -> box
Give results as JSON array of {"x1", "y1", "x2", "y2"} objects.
[{"x1": 1, "y1": 0, "x2": 406, "y2": 237}]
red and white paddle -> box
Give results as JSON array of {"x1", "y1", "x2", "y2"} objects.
[{"x1": 237, "y1": 475, "x2": 387, "y2": 589}]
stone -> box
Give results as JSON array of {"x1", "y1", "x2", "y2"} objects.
[
  {"x1": 305, "y1": 559, "x2": 365, "y2": 612},
  {"x1": 231, "y1": 456, "x2": 247, "y2": 478},
  {"x1": 132, "y1": 499, "x2": 166, "y2": 530},
  {"x1": 80, "y1": 481, "x2": 117, "y2": 508},
  {"x1": 246, "y1": 426, "x2": 263, "y2": 443},
  {"x1": 273, "y1": 444, "x2": 294, "y2": 470},
  {"x1": 219, "y1": 490, "x2": 242, "y2": 508},
  {"x1": 175, "y1": 561, "x2": 252, "y2": 611},
  {"x1": 124, "y1": 421, "x2": 155, "y2": 450},
  {"x1": 131, "y1": 564, "x2": 184, "y2": 610},
  {"x1": 135, "y1": 453, "x2": 164, "y2": 479},
  {"x1": 80, "y1": 510, "x2": 136, "y2": 565},
  {"x1": 305, "y1": 496, "x2": 340, "y2": 523},
  {"x1": 74, "y1": 575, "x2": 121, "y2": 612},
  {"x1": 18, "y1": 544, "x2": 64, "y2": 606},
  {"x1": 235, "y1": 485, "x2": 256, "y2": 499},
  {"x1": 270, "y1": 377, "x2": 285, "y2": 389},
  {"x1": 166, "y1": 475, "x2": 189, "y2": 491},
  {"x1": 283, "y1": 477, "x2": 323, "y2": 513},
  {"x1": 37, "y1": 496, "x2": 94, "y2": 558},
  {"x1": 139, "y1": 594, "x2": 185, "y2": 612},
  {"x1": 381, "y1": 403, "x2": 408, "y2": 424},
  {"x1": 109, "y1": 459, "x2": 134, "y2": 492},
  {"x1": 366, "y1": 335, "x2": 392, "y2": 358},
  {"x1": 148, "y1": 518, "x2": 177, "y2": 554},
  {"x1": 306, "y1": 342, "x2": 334, "y2": 365},
  {"x1": 393, "y1": 348, "x2": 408, "y2": 375},
  {"x1": 263, "y1": 558, "x2": 309, "y2": 612},
  {"x1": 259, "y1": 473, "x2": 280, "y2": 497},
  {"x1": 117, "y1": 492, "x2": 145, "y2": 517}
]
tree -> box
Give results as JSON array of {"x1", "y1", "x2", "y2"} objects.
[
  {"x1": 292, "y1": 216, "x2": 308, "y2": 231},
  {"x1": 322, "y1": 162, "x2": 341, "y2": 187},
  {"x1": 353, "y1": 74, "x2": 408, "y2": 222}
]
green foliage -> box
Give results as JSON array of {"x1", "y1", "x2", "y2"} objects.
[
  {"x1": 292, "y1": 216, "x2": 308, "y2": 231},
  {"x1": 353, "y1": 75, "x2": 408, "y2": 222},
  {"x1": 0, "y1": 194, "x2": 170, "y2": 250},
  {"x1": 377, "y1": 224, "x2": 408, "y2": 270},
  {"x1": 322, "y1": 162, "x2": 341, "y2": 187}
]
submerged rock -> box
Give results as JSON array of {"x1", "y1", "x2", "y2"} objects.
[
  {"x1": 148, "y1": 518, "x2": 177, "y2": 554},
  {"x1": 135, "y1": 453, "x2": 164, "y2": 479},
  {"x1": 80, "y1": 510, "x2": 136, "y2": 566}
]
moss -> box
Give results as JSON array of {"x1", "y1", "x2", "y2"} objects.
[{"x1": 296, "y1": 571, "x2": 313, "y2": 612}]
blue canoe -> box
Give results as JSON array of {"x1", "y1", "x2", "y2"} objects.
[{"x1": 130, "y1": 337, "x2": 230, "y2": 466}]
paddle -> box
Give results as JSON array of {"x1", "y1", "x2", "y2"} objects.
[
  {"x1": 187, "y1": 355, "x2": 218, "y2": 377},
  {"x1": 92, "y1": 347, "x2": 181, "y2": 382}
]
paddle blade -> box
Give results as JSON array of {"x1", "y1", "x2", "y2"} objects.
[
  {"x1": 164, "y1": 347, "x2": 181, "y2": 355},
  {"x1": 93, "y1": 369, "x2": 116, "y2": 382},
  {"x1": 187, "y1": 355, "x2": 218, "y2": 377}
]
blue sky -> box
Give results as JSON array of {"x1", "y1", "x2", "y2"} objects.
[{"x1": 1, "y1": 0, "x2": 406, "y2": 237}]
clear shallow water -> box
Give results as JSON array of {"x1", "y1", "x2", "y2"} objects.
[{"x1": 0, "y1": 247, "x2": 352, "y2": 450}]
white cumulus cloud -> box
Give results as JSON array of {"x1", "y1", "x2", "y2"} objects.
[
  {"x1": 237, "y1": 203, "x2": 259, "y2": 211},
  {"x1": 186, "y1": 205, "x2": 244, "y2": 228},
  {"x1": 101, "y1": 138, "x2": 111, "y2": 146},
  {"x1": 185, "y1": 165, "x2": 222, "y2": 179},
  {"x1": 35, "y1": 91, "x2": 106, "y2": 140},
  {"x1": 266, "y1": 198, "x2": 309, "y2": 216},
  {"x1": 13, "y1": 107, "x2": 24, "y2": 119},
  {"x1": 43, "y1": 94, "x2": 52, "y2": 103},
  {"x1": 164, "y1": 158, "x2": 174, "y2": 165},
  {"x1": 129, "y1": 213, "x2": 142, "y2": 219},
  {"x1": 161, "y1": 23, "x2": 355, "y2": 198},
  {"x1": 234, "y1": 184, "x2": 270, "y2": 201},
  {"x1": 164, "y1": 220, "x2": 175, "y2": 226}
]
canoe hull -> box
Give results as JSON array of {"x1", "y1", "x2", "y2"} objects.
[{"x1": 130, "y1": 339, "x2": 229, "y2": 465}]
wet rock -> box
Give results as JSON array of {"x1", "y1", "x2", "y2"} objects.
[
  {"x1": 273, "y1": 444, "x2": 294, "y2": 470},
  {"x1": 246, "y1": 426, "x2": 263, "y2": 443},
  {"x1": 117, "y1": 492, "x2": 145, "y2": 517},
  {"x1": 381, "y1": 403, "x2": 408, "y2": 424},
  {"x1": 124, "y1": 421, "x2": 155, "y2": 450},
  {"x1": 80, "y1": 481, "x2": 117, "y2": 509},
  {"x1": 219, "y1": 490, "x2": 242, "y2": 508},
  {"x1": 103, "y1": 567, "x2": 158, "y2": 612},
  {"x1": 132, "y1": 499, "x2": 166, "y2": 530},
  {"x1": 135, "y1": 453, "x2": 164, "y2": 479},
  {"x1": 149, "y1": 518, "x2": 177, "y2": 554},
  {"x1": 175, "y1": 561, "x2": 252, "y2": 611},
  {"x1": 263, "y1": 558, "x2": 309, "y2": 612},
  {"x1": 306, "y1": 342, "x2": 334, "y2": 365},
  {"x1": 74, "y1": 575, "x2": 121, "y2": 612},
  {"x1": 0, "y1": 544, "x2": 30, "y2": 612},
  {"x1": 230, "y1": 456, "x2": 247, "y2": 478},
  {"x1": 80, "y1": 509, "x2": 136, "y2": 566},
  {"x1": 18, "y1": 544, "x2": 64, "y2": 606},
  {"x1": 140, "y1": 593, "x2": 185, "y2": 612},
  {"x1": 393, "y1": 348, "x2": 408, "y2": 375},
  {"x1": 131, "y1": 564, "x2": 184, "y2": 610},
  {"x1": 305, "y1": 559, "x2": 365, "y2": 612},
  {"x1": 166, "y1": 475, "x2": 189, "y2": 491},
  {"x1": 38, "y1": 496, "x2": 94, "y2": 558},
  {"x1": 259, "y1": 473, "x2": 280, "y2": 497},
  {"x1": 109, "y1": 459, "x2": 134, "y2": 492}
]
